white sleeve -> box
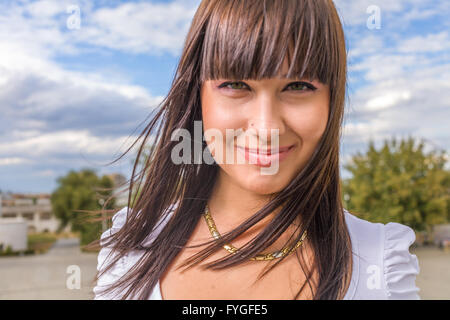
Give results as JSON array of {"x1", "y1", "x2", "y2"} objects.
[
  {"x1": 383, "y1": 222, "x2": 421, "y2": 299},
  {"x1": 93, "y1": 207, "x2": 139, "y2": 300},
  {"x1": 93, "y1": 205, "x2": 174, "y2": 299}
]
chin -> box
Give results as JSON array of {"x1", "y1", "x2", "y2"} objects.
[
  {"x1": 247, "y1": 184, "x2": 283, "y2": 195},
  {"x1": 238, "y1": 170, "x2": 291, "y2": 195}
]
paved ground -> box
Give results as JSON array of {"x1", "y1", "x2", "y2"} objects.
[
  {"x1": 0, "y1": 238, "x2": 98, "y2": 299},
  {"x1": 0, "y1": 239, "x2": 449, "y2": 299},
  {"x1": 411, "y1": 246, "x2": 450, "y2": 300}
]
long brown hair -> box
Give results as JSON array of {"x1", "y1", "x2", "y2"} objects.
[{"x1": 90, "y1": 0, "x2": 352, "y2": 300}]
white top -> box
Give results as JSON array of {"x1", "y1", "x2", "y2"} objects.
[{"x1": 93, "y1": 206, "x2": 421, "y2": 300}]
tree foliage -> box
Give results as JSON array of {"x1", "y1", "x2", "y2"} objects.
[
  {"x1": 342, "y1": 136, "x2": 450, "y2": 232},
  {"x1": 51, "y1": 169, "x2": 116, "y2": 245}
]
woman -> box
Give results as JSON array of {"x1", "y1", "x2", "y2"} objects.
[{"x1": 92, "y1": 0, "x2": 420, "y2": 300}]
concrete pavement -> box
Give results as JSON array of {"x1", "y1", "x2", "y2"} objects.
[
  {"x1": 0, "y1": 238, "x2": 98, "y2": 299},
  {"x1": 0, "y1": 238, "x2": 449, "y2": 299}
]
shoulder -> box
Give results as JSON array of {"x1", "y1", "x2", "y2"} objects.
[
  {"x1": 93, "y1": 205, "x2": 175, "y2": 299},
  {"x1": 343, "y1": 209, "x2": 420, "y2": 300}
]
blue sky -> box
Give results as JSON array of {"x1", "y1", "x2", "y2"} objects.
[{"x1": 0, "y1": 0, "x2": 449, "y2": 193}]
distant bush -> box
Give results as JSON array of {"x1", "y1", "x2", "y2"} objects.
[
  {"x1": 0, "y1": 245, "x2": 16, "y2": 256},
  {"x1": 0, "y1": 240, "x2": 38, "y2": 257},
  {"x1": 27, "y1": 233, "x2": 58, "y2": 254}
]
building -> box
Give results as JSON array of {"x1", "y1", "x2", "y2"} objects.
[
  {"x1": 0, "y1": 193, "x2": 62, "y2": 233},
  {"x1": 0, "y1": 218, "x2": 27, "y2": 251}
]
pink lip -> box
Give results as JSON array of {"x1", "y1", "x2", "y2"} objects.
[
  {"x1": 236, "y1": 144, "x2": 296, "y2": 167},
  {"x1": 239, "y1": 145, "x2": 293, "y2": 154}
]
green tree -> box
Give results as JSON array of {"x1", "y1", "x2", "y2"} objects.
[
  {"x1": 51, "y1": 169, "x2": 116, "y2": 245},
  {"x1": 342, "y1": 136, "x2": 450, "y2": 233}
]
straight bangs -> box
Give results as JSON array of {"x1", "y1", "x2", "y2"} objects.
[{"x1": 199, "y1": 0, "x2": 343, "y2": 87}]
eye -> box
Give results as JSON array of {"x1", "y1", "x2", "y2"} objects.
[
  {"x1": 217, "y1": 81, "x2": 317, "y2": 92},
  {"x1": 218, "y1": 81, "x2": 249, "y2": 90},
  {"x1": 285, "y1": 81, "x2": 317, "y2": 92}
]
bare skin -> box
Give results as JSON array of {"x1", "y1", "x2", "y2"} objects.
[
  {"x1": 159, "y1": 212, "x2": 318, "y2": 299},
  {"x1": 159, "y1": 58, "x2": 351, "y2": 299}
]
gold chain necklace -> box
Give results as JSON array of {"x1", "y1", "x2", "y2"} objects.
[{"x1": 202, "y1": 204, "x2": 307, "y2": 261}]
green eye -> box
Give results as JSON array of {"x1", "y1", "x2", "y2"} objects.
[
  {"x1": 218, "y1": 81, "x2": 317, "y2": 92},
  {"x1": 219, "y1": 82, "x2": 248, "y2": 90},
  {"x1": 289, "y1": 83, "x2": 307, "y2": 91},
  {"x1": 287, "y1": 82, "x2": 317, "y2": 91}
]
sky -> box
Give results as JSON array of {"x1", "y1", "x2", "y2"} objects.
[{"x1": 0, "y1": 0, "x2": 449, "y2": 194}]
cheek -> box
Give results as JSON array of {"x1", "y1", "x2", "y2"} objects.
[
  {"x1": 202, "y1": 100, "x2": 245, "y2": 138},
  {"x1": 284, "y1": 102, "x2": 329, "y2": 143},
  {"x1": 201, "y1": 98, "x2": 245, "y2": 162},
  {"x1": 203, "y1": 110, "x2": 237, "y2": 132}
]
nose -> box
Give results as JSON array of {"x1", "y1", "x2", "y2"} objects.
[{"x1": 247, "y1": 96, "x2": 286, "y2": 144}]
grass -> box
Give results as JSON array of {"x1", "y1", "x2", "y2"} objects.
[
  {"x1": 0, "y1": 232, "x2": 61, "y2": 257},
  {"x1": 27, "y1": 233, "x2": 58, "y2": 254}
]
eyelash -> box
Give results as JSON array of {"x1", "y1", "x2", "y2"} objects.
[{"x1": 218, "y1": 81, "x2": 318, "y2": 92}]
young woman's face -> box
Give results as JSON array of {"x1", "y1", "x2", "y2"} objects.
[{"x1": 201, "y1": 60, "x2": 330, "y2": 195}]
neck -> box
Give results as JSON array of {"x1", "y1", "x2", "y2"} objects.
[
  {"x1": 207, "y1": 170, "x2": 282, "y2": 232},
  {"x1": 204, "y1": 170, "x2": 306, "y2": 256}
]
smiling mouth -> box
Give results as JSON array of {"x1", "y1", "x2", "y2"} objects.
[
  {"x1": 237, "y1": 145, "x2": 295, "y2": 155},
  {"x1": 235, "y1": 144, "x2": 296, "y2": 167}
]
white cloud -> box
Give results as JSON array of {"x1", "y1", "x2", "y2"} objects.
[
  {"x1": 348, "y1": 34, "x2": 384, "y2": 60},
  {"x1": 0, "y1": 1, "x2": 78, "y2": 57},
  {"x1": 33, "y1": 169, "x2": 57, "y2": 177},
  {"x1": 0, "y1": 158, "x2": 32, "y2": 166},
  {"x1": 0, "y1": 0, "x2": 199, "y2": 57},
  {"x1": 334, "y1": 0, "x2": 405, "y2": 26},
  {"x1": 365, "y1": 91, "x2": 411, "y2": 111},
  {"x1": 79, "y1": 1, "x2": 198, "y2": 55},
  {"x1": 344, "y1": 55, "x2": 450, "y2": 152},
  {"x1": 0, "y1": 0, "x2": 167, "y2": 181},
  {"x1": 334, "y1": 0, "x2": 446, "y2": 29},
  {"x1": 349, "y1": 54, "x2": 421, "y2": 82},
  {"x1": 398, "y1": 32, "x2": 450, "y2": 53},
  {"x1": 0, "y1": 40, "x2": 163, "y2": 141},
  {"x1": 341, "y1": 2, "x2": 450, "y2": 156},
  {"x1": 0, "y1": 129, "x2": 139, "y2": 157},
  {"x1": 25, "y1": 0, "x2": 67, "y2": 18}
]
